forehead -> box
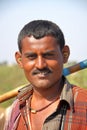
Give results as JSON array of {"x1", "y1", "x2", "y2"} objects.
[{"x1": 21, "y1": 36, "x2": 60, "y2": 52}]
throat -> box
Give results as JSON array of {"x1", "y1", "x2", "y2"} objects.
[{"x1": 29, "y1": 95, "x2": 59, "y2": 114}]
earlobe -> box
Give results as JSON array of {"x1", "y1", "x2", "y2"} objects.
[
  {"x1": 62, "y1": 45, "x2": 70, "y2": 63},
  {"x1": 15, "y1": 52, "x2": 23, "y2": 68}
]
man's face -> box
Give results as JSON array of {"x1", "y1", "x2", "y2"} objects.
[{"x1": 16, "y1": 36, "x2": 65, "y2": 90}]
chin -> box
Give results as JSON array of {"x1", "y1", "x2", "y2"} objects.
[{"x1": 32, "y1": 80, "x2": 52, "y2": 89}]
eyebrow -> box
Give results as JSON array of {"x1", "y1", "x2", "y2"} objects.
[
  {"x1": 24, "y1": 50, "x2": 57, "y2": 56},
  {"x1": 43, "y1": 50, "x2": 57, "y2": 54},
  {"x1": 24, "y1": 52, "x2": 36, "y2": 56}
]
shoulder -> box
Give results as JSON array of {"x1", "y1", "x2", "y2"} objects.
[
  {"x1": 73, "y1": 85, "x2": 87, "y2": 97},
  {"x1": 17, "y1": 84, "x2": 33, "y2": 108},
  {"x1": 4, "y1": 84, "x2": 33, "y2": 130},
  {"x1": 7, "y1": 99, "x2": 20, "y2": 121},
  {"x1": 4, "y1": 99, "x2": 20, "y2": 130},
  {"x1": 72, "y1": 85, "x2": 87, "y2": 104}
]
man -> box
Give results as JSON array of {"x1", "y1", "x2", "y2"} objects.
[{"x1": 4, "y1": 20, "x2": 87, "y2": 130}]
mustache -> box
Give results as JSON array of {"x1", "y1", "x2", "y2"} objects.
[{"x1": 32, "y1": 68, "x2": 53, "y2": 75}]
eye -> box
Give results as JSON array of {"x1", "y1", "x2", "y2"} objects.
[
  {"x1": 43, "y1": 53, "x2": 55, "y2": 59},
  {"x1": 26, "y1": 53, "x2": 37, "y2": 60}
]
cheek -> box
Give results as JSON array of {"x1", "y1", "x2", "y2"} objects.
[
  {"x1": 22, "y1": 59, "x2": 35, "y2": 70},
  {"x1": 52, "y1": 63, "x2": 63, "y2": 82},
  {"x1": 23, "y1": 65, "x2": 33, "y2": 82},
  {"x1": 22, "y1": 61, "x2": 35, "y2": 78},
  {"x1": 48, "y1": 59, "x2": 63, "y2": 79},
  {"x1": 48, "y1": 59, "x2": 63, "y2": 71}
]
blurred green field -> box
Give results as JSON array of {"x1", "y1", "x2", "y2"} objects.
[
  {"x1": 0, "y1": 63, "x2": 87, "y2": 108},
  {"x1": 0, "y1": 65, "x2": 28, "y2": 108}
]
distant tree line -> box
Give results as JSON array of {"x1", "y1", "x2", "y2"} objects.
[{"x1": 0, "y1": 61, "x2": 8, "y2": 66}]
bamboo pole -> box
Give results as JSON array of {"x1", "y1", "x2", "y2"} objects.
[
  {"x1": 0, "y1": 85, "x2": 26, "y2": 103},
  {"x1": 63, "y1": 59, "x2": 87, "y2": 76},
  {"x1": 0, "y1": 59, "x2": 87, "y2": 103}
]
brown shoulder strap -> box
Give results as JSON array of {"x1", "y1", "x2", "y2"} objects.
[{"x1": 17, "y1": 84, "x2": 33, "y2": 109}]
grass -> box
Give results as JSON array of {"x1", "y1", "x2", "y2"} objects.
[
  {"x1": 0, "y1": 65, "x2": 28, "y2": 108},
  {"x1": 67, "y1": 69, "x2": 87, "y2": 88}
]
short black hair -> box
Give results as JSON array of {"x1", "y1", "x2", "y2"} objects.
[{"x1": 18, "y1": 20, "x2": 65, "y2": 52}]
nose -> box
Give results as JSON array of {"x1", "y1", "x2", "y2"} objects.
[{"x1": 35, "y1": 56, "x2": 47, "y2": 69}]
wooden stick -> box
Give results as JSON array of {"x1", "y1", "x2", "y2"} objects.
[
  {"x1": 0, "y1": 85, "x2": 26, "y2": 103},
  {"x1": 63, "y1": 59, "x2": 87, "y2": 76},
  {"x1": 0, "y1": 59, "x2": 87, "y2": 103}
]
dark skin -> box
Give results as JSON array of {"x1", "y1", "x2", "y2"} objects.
[{"x1": 15, "y1": 36, "x2": 70, "y2": 130}]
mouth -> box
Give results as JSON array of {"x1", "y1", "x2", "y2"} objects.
[
  {"x1": 37, "y1": 71, "x2": 51, "y2": 78},
  {"x1": 32, "y1": 68, "x2": 52, "y2": 78}
]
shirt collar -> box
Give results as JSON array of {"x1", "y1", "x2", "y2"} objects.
[{"x1": 60, "y1": 77, "x2": 74, "y2": 111}]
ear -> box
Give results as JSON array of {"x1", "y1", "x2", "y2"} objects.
[
  {"x1": 62, "y1": 45, "x2": 70, "y2": 63},
  {"x1": 15, "y1": 52, "x2": 23, "y2": 68}
]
